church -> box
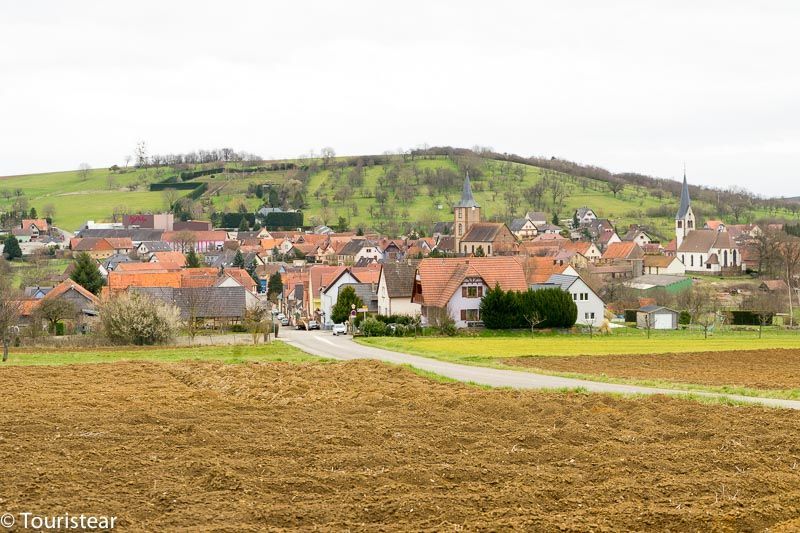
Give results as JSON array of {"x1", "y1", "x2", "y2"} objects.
[
  {"x1": 675, "y1": 173, "x2": 742, "y2": 273},
  {"x1": 453, "y1": 173, "x2": 517, "y2": 256}
]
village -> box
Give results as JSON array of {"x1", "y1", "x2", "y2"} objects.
[{"x1": 2, "y1": 170, "x2": 797, "y2": 344}]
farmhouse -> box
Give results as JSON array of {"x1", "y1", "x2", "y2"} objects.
[
  {"x1": 574, "y1": 207, "x2": 597, "y2": 225},
  {"x1": 509, "y1": 217, "x2": 538, "y2": 240},
  {"x1": 411, "y1": 257, "x2": 527, "y2": 328},
  {"x1": 643, "y1": 255, "x2": 686, "y2": 275}
]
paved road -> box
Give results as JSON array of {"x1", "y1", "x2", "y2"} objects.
[{"x1": 282, "y1": 329, "x2": 800, "y2": 410}]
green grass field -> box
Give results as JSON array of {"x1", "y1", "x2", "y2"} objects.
[
  {"x1": 358, "y1": 328, "x2": 800, "y2": 361},
  {"x1": 4, "y1": 341, "x2": 319, "y2": 366},
  {"x1": 3, "y1": 155, "x2": 799, "y2": 235}
]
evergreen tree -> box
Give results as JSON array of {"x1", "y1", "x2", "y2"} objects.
[
  {"x1": 70, "y1": 252, "x2": 104, "y2": 294},
  {"x1": 474, "y1": 245, "x2": 486, "y2": 257},
  {"x1": 331, "y1": 286, "x2": 363, "y2": 324},
  {"x1": 238, "y1": 218, "x2": 250, "y2": 232},
  {"x1": 246, "y1": 258, "x2": 259, "y2": 285},
  {"x1": 185, "y1": 248, "x2": 201, "y2": 268},
  {"x1": 232, "y1": 249, "x2": 245, "y2": 269},
  {"x1": 29, "y1": 207, "x2": 37, "y2": 219},
  {"x1": 252, "y1": 223, "x2": 261, "y2": 232},
  {"x1": 3, "y1": 235, "x2": 22, "y2": 260},
  {"x1": 267, "y1": 272, "x2": 283, "y2": 303},
  {"x1": 551, "y1": 212, "x2": 559, "y2": 225},
  {"x1": 336, "y1": 216, "x2": 349, "y2": 232}
]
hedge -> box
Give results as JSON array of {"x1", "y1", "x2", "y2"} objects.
[
  {"x1": 180, "y1": 167, "x2": 223, "y2": 181},
  {"x1": 213, "y1": 212, "x2": 256, "y2": 228},
  {"x1": 149, "y1": 181, "x2": 202, "y2": 191},
  {"x1": 262, "y1": 211, "x2": 303, "y2": 229},
  {"x1": 480, "y1": 285, "x2": 577, "y2": 329}
]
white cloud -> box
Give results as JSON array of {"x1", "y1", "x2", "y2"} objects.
[{"x1": 1, "y1": 0, "x2": 798, "y2": 195}]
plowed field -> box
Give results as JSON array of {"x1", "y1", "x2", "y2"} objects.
[
  {"x1": 503, "y1": 349, "x2": 800, "y2": 391},
  {"x1": 1, "y1": 360, "x2": 799, "y2": 531}
]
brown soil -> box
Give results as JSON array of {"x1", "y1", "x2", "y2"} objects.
[
  {"x1": 503, "y1": 349, "x2": 800, "y2": 391},
  {"x1": 1, "y1": 360, "x2": 800, "y2": 531}
]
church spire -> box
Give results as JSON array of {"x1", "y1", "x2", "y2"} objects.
[
  {"x1": 455, "y1": 172, "x2": 480, "y2": 208},
  {"x1": 676, "y1": 170, "x2": 691, "y2": 220}
]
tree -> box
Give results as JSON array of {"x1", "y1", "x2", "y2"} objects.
[
  {"x1": 78, "y1": 162, "x2": 91, "y2": 181},
  {"x1": 70, "y1": 252, "x2": 104, "y2": 295},
  {"x1": 267, "y1": 272, "x2": 283, "y2": 303},
  {"x1": 747, "y1": 292, "x2": 779, "y2": 339},
  {"x1": 552, "y1": 212, "x2": 559, "y2": 225},
  {"x1": 246, "y1": 258, "x2": 259, "y2": 285},
  {"x1": 0, "y1": 278, "x2": 21, "y2": 362},
  {"x1": 238, "y1": 218, "x2": 250, "y2": 232},
  {"x1": 331, "y1": 286, "x2": 363, "y2": 324},
  {"x1": 607, "y1": 180, "x2": 625, "y2": 197},
  {"x1": 232, "y1": 249, "x2": 245, "y2": 269},
  {"x1": 3, "y1": 235, "x2": 22, "y2": 260},
  {"x1": 245, "y1": 305, "x2": 270, "y2": 345},
  {"x1": 173, "y1": 231, "x2": 196, "y2": 253},
  {"x1": 42, "y1": 203, "x2": 56, "y2": 222},
  {"x1": 100, "y1": 292, "x2": 180, "y2": 345},
  {"x1": 29, "y1": 207, "x2": 38, "y2": 219},
  {"x1": 185, "y1": 248, "x2": 201, "y2": 268},
  {"x1": 34, "y1": 298, "x2": 78, "y2": 334},
  {"x1": 474, "y1": 245, "x2": 486, "y2": 257}
]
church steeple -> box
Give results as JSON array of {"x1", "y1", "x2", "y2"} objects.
[
  {"x1": 675, "y1": 169, "x2": 695, "y2": 249},
  {"x1": 455, "y1": 171, "x2": 480, "y2": 208},
  {"x1": 453, "y1": 172, "x2": 481, "y2": 253}
]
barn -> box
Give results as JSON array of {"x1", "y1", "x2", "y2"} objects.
[{"x1": 636, "y1": 305, "x2": 679, "y2": 330}]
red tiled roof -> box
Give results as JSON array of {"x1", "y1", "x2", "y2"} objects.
[
  {"x1": 151, "y1": 252, "x2": 186, "y2": 266},
  {"x1": 602, "y1": 242, "x2": 641, "y2": 260},
  {"x1": 414, "y1": 257, "x2": 527, "y2": 308}
]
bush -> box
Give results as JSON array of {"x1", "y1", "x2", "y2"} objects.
[
  {"x1": 361, "y1": 317, "x2": 387, "y2": 337},
  {"x1": 678, "y1": 310, "x2": 691, "y2": 325},
  {"x1": 100, "y1": 292, "x2": 180, "y2": 345},
  {"x1": 230, "y1": 324, "x2": 247, "y2": 333}
]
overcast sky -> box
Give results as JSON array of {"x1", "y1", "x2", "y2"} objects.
[{"x1": 1, "y1": 1, "x2": 798, "y2": 197}]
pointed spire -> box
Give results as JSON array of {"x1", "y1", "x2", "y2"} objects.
[
  {"x1": 676, "y1": 169, "x2": 691, "y2": 219},
  {"x1": 455, "y1": 171, "x2": 480, "y2": 208}
]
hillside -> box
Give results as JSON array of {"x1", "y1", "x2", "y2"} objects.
[{"x1": 2, "y1": 150, "x2": 799, "y2": 239}]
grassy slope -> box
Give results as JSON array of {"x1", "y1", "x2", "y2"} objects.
[
  {"x1": 5, "y1": 341, "x2": 318, "y2": 366},
  {"x1": 3, "y1": 156, "x2": 799, "y2": 235}
]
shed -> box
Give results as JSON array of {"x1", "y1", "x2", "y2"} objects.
[{"x1": 636, "y1": 305, "x2": 679, "y2": 330}]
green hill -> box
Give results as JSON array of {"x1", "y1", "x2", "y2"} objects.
[{"x1": 2, "y1": 150, "x2": 798, "y2": 239}]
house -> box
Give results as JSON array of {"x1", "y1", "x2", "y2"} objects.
[
  {"x1": 339, "y1": 282, "x2": 379, "y2": 315},
  {"x1": 432, "y1": 221, "x2": 453, "y2": 240},
  {"x1": 150, "y1": 251, "x2": 187, "y2": 267},
  {"x1": 122, "y1": 213, "x2": 174, "y2": 230},
  {"x1": 459, "y1": 222, "x2": 518, "y2": 256},
  {"x1": 320, "y1": 268, "x2": 363, "y2": 326},
  {"x1": 601, "y1": 242, "x2": 645, "y2": 263},
  {"x1": 19, "y1": 279, "x2": 100, "y2": 332},
  {"x1": 162, "y1": 231, "x2": 228, "y2": 253},
  {"x1": 135, "y1": 286, "x2": 248, "y2": 325},
  {"x1": 636, "y1": 305, "x2": 679, "y2": 330},
  {"x1": 135, "y1": 240, "x2": 173, "y2": 260},
  {"x1": 531, "y1": 273, "x2": 605, "y2": 327},
  {"x1": 336, "y1": 239, "x2": 384, "y2": 265},
  {"x1": 703, "y1": 220, "x2": 726, "y2": 232},
  {"x1": 574, "y1": 207, "x2": 597, "y2": 225},
  {"x1": 519, "y1": 256, "x2": 580, "y2": 284},
  {"x1": 173, "y1": 220, "x2": 213, "y2": 231},
  {"x1": 536, "y1": 223, "x2": 562, "y2": 235},
  {"x1": 72, "y1": 237, "x2": 133, "y2": 259},
  {"x1": 377, "y1": 263, "x2": 421, "y2": 317},
  {"x1": 19, "y1": 219, "x2": 49, "y2": 240},
  {"x1": 597, "y1": 230, "x2": 622, "y2": 251},
  {"x1": 411, "y1": 257, "x2": 527, "y2": 328},
  {"x1": 509, "y1": 217, "x2": 538, "y2": 240},
  {"x1": 643, "y1": 255, "x2": 686, "y2": 275},
  {"x1": 525, "y1": 211, "x2": 549, "y2": 226},
  {"x1": 562, "y1": 241, "x2": 602, "y2": 264},
  {"x1": 622, "y1": 228, "x2": 652, "y2": 247},
  {"x1": 760, "y1": 279, "x2": 790, "y2": 293}
]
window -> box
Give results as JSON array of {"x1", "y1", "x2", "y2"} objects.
[
  {"x1": 460, "y1": 309, "x2": 480, "y2": 321},
  {"x1": 573, "y1": 293, "x2": 577, "y2": 300},
  {"x1": 462, "y1": 286, "x2": 482, "y2": 298},
  {"x1": 584, "y1": 312, "x2": 595, "y2": 320},
  {"x1": 690, "y1": 255, "x2": 694, "y2": 266},
  {"x1": 677, "y1": 221, "x2": 683, "y2": 228},
  {"x1": 458, "y1": 210, "x2": 463, "y2": 219}
]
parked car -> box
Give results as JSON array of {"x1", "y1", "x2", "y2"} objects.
[
  {"x1": 332, "y1": 323, "x2": 347, "y2": 336},
  {"x1": 277, "y1": 313, "x2": 286, "y2": 321},
  {"x1": 307, "y1": 320, "x2": 320, "y2": 330},
  {"x1": 280, "y1": 317, "x2": 289, "y2": 326}
]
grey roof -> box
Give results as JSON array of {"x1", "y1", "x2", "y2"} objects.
[
  {"x1": 526, "y1": 211, "x2": 549, "y2": 223},
  {"x1": 676, "y1": 172, "x2": 691, "y2": 219},
  {"x1": 454, "y1": 172, "x2": 480, "y2": 208},
  {"x1": 627, "y1": 274, "x2": 689, "y2": 287},
  {"x1": 461, "y1": 222, "x2": 505, "y2": 243},
  {"x1": 137, "y1": 240, "x2": 172, "y2": 252},
  {"x1": 677, "y1": 229, "x2": 735, "y2": 253},
  {"x1": 339, "y1": 239, "x2": 377, "y2": 256},
  {"x1": 339, "y1": 282, "x2": 378, "y2": 313},
  {"x1": 209, "y1": 249, "x2": 260, "y2": 268},
  {"x1": 102, "y1": 253, "x2": 134, "y2": 269},
  {"x1": 543, "y1": 274, "x2": 579, "y2": 291},
  {"x1": 381, "y1": 263, "x2": 417, "y2": 298},
  {"x1": 78, "y1": 228, "x2": 164, "y2": 242},
  {"x1": 509, "y1": 218, "x2": 530, "y2": 231},
  {"x1": 575, "y1": 207, "x2": 594, "y2": 218},
  {"x1": 432, "y1": 221, "x2": 453, "y2": 235},
  {"x1": 133, "y1": 286, "x2": 247, "y2": 320}
]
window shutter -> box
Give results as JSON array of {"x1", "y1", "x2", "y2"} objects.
[
  {"x1": 462, "y1": 287, "x2": 467, "y2": 297},
  {"x1": 460, "y1": 309, "x2": 466, "y2": 320},
  {"x1": 478, "y1": 286, "x2": 483, "y2": 297}
]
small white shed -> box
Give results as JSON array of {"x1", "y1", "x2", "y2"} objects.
[{"x1": 636, "y1": 305, "x2": 679, "y2": 330}]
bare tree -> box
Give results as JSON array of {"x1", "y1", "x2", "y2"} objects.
[
  {"x1": 0, "y1": 279, "x2": 22, "y2": 362},
  {"x1": 607, "y1": 180, "x2": 625, "y2": 197},
  {"x1": 173, "y1": 230, "x2": 197, "y2": 253},
  {"x1": 78, "y1": 162, "x2": 91, "y2": 181},
  {"x1": 42, "y1": 203, "x2": 56, "y2": 221},
  {"x1": 33, "y1": 298, "x2": 78, "y2": 335},
  {"x1": 124, "y1": 155, "x2": 132, "y2": 168},
  {"x1": 162, "y1": 188, "x2": 180, "y2": 210},
  {"x1": 523, "y1": 310, "x2": 544, "y2": 335}
]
